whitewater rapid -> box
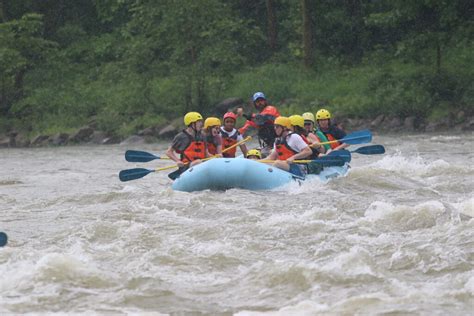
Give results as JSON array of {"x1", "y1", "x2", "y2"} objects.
[{"x1": 0, "y1": 133, "x2": 472, "y2": 314}]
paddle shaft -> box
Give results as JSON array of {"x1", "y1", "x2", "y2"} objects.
[{"x1": 310, "y1": 129, "x2": 372, "y2": 147}]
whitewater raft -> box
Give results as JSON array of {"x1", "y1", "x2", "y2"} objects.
[{"x1": 171, "y1": 158, "x2": 350, "y2": 192}]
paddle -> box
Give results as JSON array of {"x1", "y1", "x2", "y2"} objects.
[
  {"x1": 311, "y1": 129, "x2": 372, "y2": 147},
  {"x1": 0, "y1": 232, "x2": 7, "y2": 247},
  {"x1": 119, "y1": 136, "x2": 252, "y2": 182},
  {"x1": 351, "y1": 145, "x2": 385, "y2": 155},
  {"x1": 258, "y1": 158, "x2": 345, "y2": 167},
  {"x1": 324, "y1": 150, "x2": 352, "y2": 163},
  {"x1": 125, "y1": 150, "x2": 171, "y2": 163},
  {"x1": 260, "y1": 151, "x2": 349, "y2": 166}
]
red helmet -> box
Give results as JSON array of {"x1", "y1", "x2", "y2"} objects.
[{"x1": 223, "y1": 112, "x2": 237, "y2": 121}]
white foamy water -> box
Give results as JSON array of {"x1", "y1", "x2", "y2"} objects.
[{"x1": 0, "y1": 133, "x2": 473, "y2": 315}]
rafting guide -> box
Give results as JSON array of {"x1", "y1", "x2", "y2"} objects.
[{"x1": 237, "y1": 91, "x2": 281, "y2": 156}]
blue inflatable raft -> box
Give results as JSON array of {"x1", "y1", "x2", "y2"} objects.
[{"x1": 171, "y1": 158, "x2": 349, "y2": 192}]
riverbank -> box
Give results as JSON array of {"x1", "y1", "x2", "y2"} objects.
[{"x1": 1, "y1": 110, "x2": 472, "y2": 148}]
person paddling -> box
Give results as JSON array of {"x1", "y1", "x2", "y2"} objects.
[
  {"x1": 264, "y1": 116, "x2": 312, "y2": 177},
  {"x1": 315, "y1": 109, "x2": 348, "y2": 151},
  {"x1": 289, "y1": 114, "x2": 325, "y2": 158},
  {"x1": 165, "y1": 112, "x2": 206, "y2": 178},
  {"x1": 237, "y1": 92, "x2": 280, "y2": 156},
  {"x1": 302, "y1": 112, "x2": 331, "y2": 152},
  {"x1": 203, "y1": 117, "x2": 223, "y2": 157},
  {"x1": 220, "y1": 112, "x2": 248, "y2": 158}
]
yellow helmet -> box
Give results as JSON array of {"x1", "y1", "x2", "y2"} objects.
[
  {"x1": 204, "y1": 117, "x2": 221, "y2": 129},
  {"x1": 302, "y1": 112, "x2": 315, "y2": 123},
  {"x1": 274, "y1": 116, "x2": 291, "y2": 129},
  {"x1": 184, "y1": 112, "x2": 203, "y2": 126},
  {"x1": 289, "y1": 115, "x2": 305, "y2": 128},
  {"x1": 246, "y1": 149, "x2": 262, "y2": 159},
  {"x1": 316, "y1": 109, "x2": 331, "y2": 120}
]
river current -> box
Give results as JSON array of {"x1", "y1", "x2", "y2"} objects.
[{"x1": 0, "y1": 133, "x2": 473, "y2": 315}]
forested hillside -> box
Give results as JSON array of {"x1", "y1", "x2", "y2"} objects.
[{"x1": 1, "y1": 0, "x2": 473, "y2": 142}]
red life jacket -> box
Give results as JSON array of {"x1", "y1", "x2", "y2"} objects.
[
  {"x1": 221, "y1": 129, "x2": 239, "y2": 158},
  {"x1": 177, "y1": 131, "x2": 206, "y2": 163},
  {"x1": 299, "y1": 134, "x2": 309, "y2": 144},
  {"x1": 275, "y1": 133, "x2": 299, "y2": 160},
  {"x1": 298, "y1": 133, "x2": 320, "y2": 159},
  {"x1": 324, "y1": 133, "x2": 341, "y2": 149}
]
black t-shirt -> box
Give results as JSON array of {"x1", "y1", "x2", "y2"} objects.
[{"x1": 320, "y1": 124, "x2": 346, "y2": 140}]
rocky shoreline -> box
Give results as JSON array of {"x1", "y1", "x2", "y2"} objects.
[{"x1": 1, "y1": 98, "x2": 472, "y2": 148}]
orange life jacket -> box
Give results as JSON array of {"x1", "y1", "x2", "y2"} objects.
[
  {"x1": 177, "y1": 131, "x2": 206, "y2": 163},
  {"x1": 221, "y1": 129, "x2": 239, "y2": 158},
  {"x1": 206, "y1": 135, "x2": 219, "y2": 156},
  {"x1": 275, "y1": 133, "x2": 299, "y2": 160}
]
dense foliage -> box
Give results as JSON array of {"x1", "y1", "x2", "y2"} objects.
[{"x1": 1, "y1": 0, "x2": 472, "y2": 136}]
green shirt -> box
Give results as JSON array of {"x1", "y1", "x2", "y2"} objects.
[{"x1": 314, "y1": 130, "x2": 331, "y2": 151}]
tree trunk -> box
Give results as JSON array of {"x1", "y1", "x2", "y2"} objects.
[
  {"x1": 266, "y1": 0, "x2": 278, "y2": 52},
  {"x1": 14, "y1": 69, "x2": 26, "y2": 101},
  {"x1": 436, "y1": 39, "x2": 441, "y2": 73},
  {"x1": 346, "y1": 0, "x2": 363, "y2": 62},
  {"x1": 0, "y1": 77, "x2": 5, "y2": 115},
  {"x1": 302, "y1": 0, "x2": 313, "y2": 68},
  {"x1": 0, "y1": 1, "x2": 4, "y2": 22}
]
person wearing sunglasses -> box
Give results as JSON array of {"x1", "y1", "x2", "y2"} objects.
[{"x1": 302, "y1": 112, "x2": 331, "y2": 153}]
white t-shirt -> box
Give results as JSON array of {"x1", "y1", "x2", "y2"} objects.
[
  {"x1": 220, "y1": 127, "x2": 244, "y2": 142},
  {"x1": 273, "y1": 133, "x2": 308, "y2": 152}
]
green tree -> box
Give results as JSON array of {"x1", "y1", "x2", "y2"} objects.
[
  {"x1": 0, "y1": 13, "x2": 57, "y2": 114},
  {"x1": 123, "y1": 0, "x2": 259, "y2": 114}
]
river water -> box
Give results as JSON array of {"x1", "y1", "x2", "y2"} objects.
[{"x1": 0, "y1": 133, "x2": 472, "y2": 315}]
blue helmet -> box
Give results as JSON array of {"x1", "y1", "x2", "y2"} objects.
[{"x1": 252, "y1": 92, "x2": 266, "y2": 102}]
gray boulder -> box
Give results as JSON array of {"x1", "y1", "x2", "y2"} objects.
[
  {"x1": 15, "y1": 134, "x2": 30, "y2": 147},
  {"x1": 50, "y1": 133, "x2": 69, "y2": 146},
  {"x1": 370, "y1": 115, "x2": 385, "y2": 128},
  {"x1": 102, "y1": 135, "x2": 121, "y2": 145},
  {"x1": 69, "y1": 126, "x2": 94, "y2": 143},
  {"x1": 120, "y1": 135, "x2": 145, "y2": 145},
  {"x1": 0, "y1": 136, "x2": 10, "y2": 148},
  {"x1": 403, "y1": 116, "x2": 416, "y2": 131},
  {"x1": 213, "y1": 97, "x2": 245, "y2": 116},
  {"x1": 89, "y1": 131, "x2": 108, "y2": 144},
  {"x1": 31, "y1": 135, "x2": 50, "y2": 146},
  {"x1": 158, "y1": 124, "x2": 178, "y2": 139}
]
